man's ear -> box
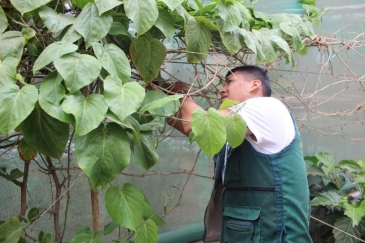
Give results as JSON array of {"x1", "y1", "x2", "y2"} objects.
[{"x1": 250, "y1": 80, "x2": 262, "y2": 92}]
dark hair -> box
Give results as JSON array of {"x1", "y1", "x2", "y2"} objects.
[{"x1": 225, "y1": 66, "x2": 272, "y2": 97}]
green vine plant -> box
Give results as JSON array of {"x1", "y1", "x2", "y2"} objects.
[
  {"x1": 306, "y1": 152, "x2": 365, "y2": 243},
  {"x1": 0, "y1": 0, "x2": 320, "y2": 242}
]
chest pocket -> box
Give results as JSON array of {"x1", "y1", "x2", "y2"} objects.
[{"x1": 222, "y1": 205, "x2": 261, "y2": 243}]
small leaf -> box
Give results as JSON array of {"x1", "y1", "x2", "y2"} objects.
[
  {"x1": 93, "y1": 43, "x2": 131, "y2": 83},
  {"x1": 10, "y1": 0, "x2": 51, "y2": 15},
  {"x1": 343, "y1": 200, "x2": 365, "y2": 227},
  {"x1": 135, "y1": 219, "x2": 158, "y2": 243},
  {"x1": 33, "y1": 41, "x2": 78, "y2": 74},
  {"x1": 62, "y1": 94, "x2": 108, "y2": 137},
  {"x1": 38, "y1": 6, "x2": 75, "y2": 34},
  {"x1": 61, "y1": 26, "x2": 82, "y2": 43},
  {"x1": 191, "y1": 108, "x2": 226, "y2": 156},
  {"x1": 0, "y1": 6, "x2": 8, "y2": 34},
  {"x1": 132, "y1": 132, "x2": 159, "y2": 170},
  {"x1": 186, "y1": 17, "x2": 211, "y2": 63},
  {"x1": 124, "y1": 0, "x2": 158, "y2": 36},
  {"x1": 38, "y1": 231, "x2": 53, "y2": 243},
  {"x1": 105, "y1": 184, "x2": 145, "y2": 230},
  {"x1": 224, "y1": 114, "x2": 246, "y2": 148},
  {"x1": 8, "y1": 168, "x2": 24, "y2": 180},
  {"x1": 75, "y1": 123, "x2": 131, "y2": 189},
  {"x1": 74, "y1": 3, "x2": 113, "y2": 48},
  {"x1": 95, "y1": 0, "x2": 123, "y2": 15},
  {"x1": 130, "y1": 37, "x2": 167, "y2": 83},
  {"x1": 27, "y1": 208, "x2": 40, "y2": 223},
  {"x1": 0, "y1": 31, "x2": 25, "y2": 61},
  {"x1": 139, "y1": 93, "x2": 182, "y2": 114},
  {"x1": 104, "y1": 76, "x2": 145, "y2": 122},
  {"x1": 0, "y1": 84, "x2": 38, "y2": 135},
  {"x1": 0, "y1": 57, "x2": 18, "y2": 86},
  {"x1": 54, "y1": 52, "x2": 101, "y2": 93},
  {"x1": 21, "y1": 104, "x2": 69, "y2": 159},
  {"x1": 0, "y1": 217, "x2": 23, "y2": 243},
  {"x1": 39, "y1": 71, "x2": 65, "y2": 105},
  {"x1": 21, "y1": 28, "x2": 35, "y2": 41},
  {"x1": 220, "y1": 99, "x2": 239, "y2": 110},
  {"x1": 315, "y1": 152, "x2": 337, "y2": 176},
  {"x1": 18, "y1": 139, "x2": 37, "y2": 162}
]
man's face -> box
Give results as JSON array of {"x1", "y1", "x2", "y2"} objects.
[{"x1": 219, "y1": 71, "x2": 253, "y2": 103}]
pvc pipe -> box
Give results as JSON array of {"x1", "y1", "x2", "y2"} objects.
[{"x1": 157, "y1": 223, "x2": 205, "y2": 243}]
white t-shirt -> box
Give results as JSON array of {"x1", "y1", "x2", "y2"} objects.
[{"x1": 228, "y1": 97, "x2": 295, "y2": 154}]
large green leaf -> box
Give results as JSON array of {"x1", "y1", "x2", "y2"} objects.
[
  {"x1": 279, "y1": 22, "x2": 304, "y2": 51},
  {"x1": 21, "y1": 103, "x2": 69, "y2": 158},
  {"x1": 252, "y1": 29, "x2": 277, "y2": 63},
  {"x1": 217, "y1": 1, "x2": 241, "y2": 32},
  {"x1": 74, "y1": 3, "x2": 113, "y2": 48},
  {"x1": 142, "y1": 197, "x2": 164, "y2": 226},
  {"x1": 269, "y1": 32, "x2": 295, "y2": 67},
  {"x1": 333, "y1": 217, "x2": 365, "y2": 243},
  {"x1": 315, "y1": 152, "x2": 337, "y2": 176},
  {"x1": 39, "y1": 71, "x2": 65, "y2": 105},
  {"x1": 237, "y1": 28, "x2": 265, "y2": 64},
  {"x1": 155, "y1": 8, "x2": 176, "y2": 40},
  {"x1": 10, "y1": 0, "x2": 51, "y2": 15},
  {"x1": 343, "y1": 200, "x2": 365, "y2": 227},
  {"x1": 0, "y1": 6, "x2": 8, "y2": 34},
  {"x1": 159, "y1": 0, "x2": 184, "y2": 11},
  {"x1": 61, "y1": 26, "x2": 82, "y2": 43},
  {"x1": 224, "y1": 114, "x2": 246, "y2": 148},
  {"x1": 0, "y1": 84, "x2": 38, "y2": 135},
  {"x1": 54, "y1": 52, "x2": 101, "y2": 93},
  {"x1": 132, "y1": 132, "x2": 159, "y2": 170},
  {"x1": 139, "y1": 92, "x2": 182, "y2": 116},
  {"x1": 311, "y1": 191, "x2": 341, "y2": 207},
  {"x1": 0, "y1": 217, "x2": 23, "y2": 243},
  {"x1": 135, "y1": 219, "x2": 158, "y2": 243},
  {"x1": 93, "y1": 43, "x2": 131, "y2": 83},
  {"x1": 0, "y1": 31, "x2": 25, "y2": 62},
  {"x1": 217, "y1": 21, "x2": 242, "y2": 55},
  {"x1": 39, "y1": 95, "x2": 74, "y2": 124},
  {"x1": 124, "y1": 0, "x2": 158, "y2": 36},
  {"x1": 130, "y1": 37, "x2": 167, "y2": 83},
  {"x1": 104, "y1": 76, "x2": 145, "y2": 122},
  {"x1": 0, "y1": 57, "x2": 18, "y2": 86},
  {"x1": 33, "y1": 41, "x2": 78, "y2": 74},
  {"x1": 62, "y1": 94, "x2": 108, "y2": 137},
  {"x1": 38, "y1": 6, "x2": 75, "y2": 34},
  {"x1": 191, "y1": 108, "x2": 226, "y2": 156},
  {"x1": 95, "y1": 0, "x2": 123, "y2": 15},
  {"x1": 106, "y1": 112, "x2": 140, "y2": 143},
  {"x1": 105, "y1": 184, "x2": 144, "y2": 230},
  {"x1": 75, "y1": 123, "x2": 131, "y2": 189},
  {"x1": 186, "y1": 17, "x2": 211, "y2": 63},
  {"x1": 70, "y1": 227, "x2": 102, "y2": 243}
]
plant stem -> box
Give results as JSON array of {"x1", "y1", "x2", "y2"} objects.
[{"x1": 91, "y1": 190, "x2": 100, "y2": 231}]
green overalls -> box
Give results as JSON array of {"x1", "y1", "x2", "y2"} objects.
[{"x1": 203, "y1": 119, "x2": 312, "y2": 243}]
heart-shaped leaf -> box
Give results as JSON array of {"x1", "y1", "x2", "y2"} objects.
[
  {"x1": 75, "y1": 123, "x2": 131, "y2": 189},
  {"x1": 124, "y1": 0, "x2": 158, "y2": 36},
  {"x1": 105, "y1": 184, "x2": 144, "y2": 230},
  {"x1": 38, "y1": 6, "x2": 75, "y2": 34},
  {"x1": 130, "y1": 37, "x2": 167, "y2": 83},
  {"x1": 132, "y1": 132, "x2": 159, "y2": 170},
  {"x1": 191, "y1": 107, "x2": 226, "y2": 156},
  {"x1": 74, "y1": 3, "x2": 113, "y2": 48},
  {"x1": 0, "y1": 57, "x2": 18, "y2": 86},
  {"x1": 104, "y1": 76, "x2": 145, "y2": 122},
  {"x1": 54, "y1": 52, "x2": 101, "y2": 93},
  {"x1": 10, "y1": 0, "x2": 51, "y2": 15},
  {"x1": 93, "y1": 43, "x2": 131, "y2": 83},
  {"x1": 95, "y1": 0, "x2": 123, "y2": 15},
  {"x1": 139, "y1": 92, "x2": 182, "y2": 116},
  {"x1": 186, "y1": 17, "x2": 211, "y2": 63},
  {"x1": 39, "y1": 94, "x2": 74, "y2": 124},
  {"x1": 0, "y1": 31, "x2": 25, "y2": 62},
  {"x1": 0, "y1": 6, "x2": 8, "y2": 34},
  {"x1": 155, "y1": 8, "x2": 176, "y2": 40},
  {"x1": 33, "y1": 41, "x2": 78, "y2": 74},
  {"x1": 224, "y1": 114, "x2": 246, "y2": 148},
  {"x1": 62, "y1": 94, "x2": 108, "y2": 137},
  {"x1": 0, "y1": 217, "x2": 23, "y2": 243},
  {"x1": 135, "y1": 219, "x2": 158, "y2": 243},
  {"x1": 0, "y1": 84, "x2": 38, "y2": 135},
  {"x1": 39, "y1": 71, "x2": 65, "y2": 105},
  {"x1": 21, "y1": 103, "x2": 69, "y2": 158}
]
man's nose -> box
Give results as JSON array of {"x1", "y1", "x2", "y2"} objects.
[{"x1": 219, "y1": 85, "x2": 225, "y2": 95}]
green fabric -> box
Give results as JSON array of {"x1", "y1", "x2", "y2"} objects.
[{"x1": 213, "y1": 120, "x2": 312, "y2": 243}]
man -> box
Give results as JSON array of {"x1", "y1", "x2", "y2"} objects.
[{"x1": 168, "y1": 65, "x2": 312, "y2": 243}]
